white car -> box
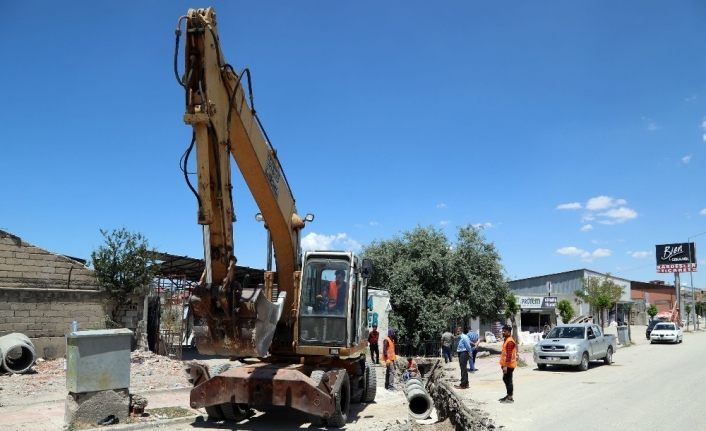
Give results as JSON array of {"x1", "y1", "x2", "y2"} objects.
[{"x1": 649, "y1": 322, "x2": 683, "y2": 344}]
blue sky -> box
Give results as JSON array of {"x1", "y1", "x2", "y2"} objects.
[{"x1": 3, "y1": 1, "x2": 706, "y2": 288}]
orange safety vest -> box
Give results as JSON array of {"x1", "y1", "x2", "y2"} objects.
[
  {"x1": 384, "y1": 336, "x2": 396, "y2": 363},
  {"x1": 499, "y1": 336, "x2": 517, "y2": 368},
  {"x1": 328, "y1": 281, "x2": 339, "y2": 309}
]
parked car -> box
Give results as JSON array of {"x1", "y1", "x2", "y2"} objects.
[
  {"x1": 649, "y1": 322, "x2": 683, "y2": 344},
  {"x1": 533, "y1": 324, "x2": 616, "y2": 371},
  {"x1": 645, "y1": 319, "x2": 660, "y2": 339}
]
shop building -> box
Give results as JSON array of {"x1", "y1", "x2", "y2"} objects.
[{"x1": 509, "y1": 269, "x2": 633, "y2": 332}]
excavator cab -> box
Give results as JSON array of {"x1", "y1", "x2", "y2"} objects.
[{"x1": 297, "y1": 251, "x2": 372, "y2": 356}]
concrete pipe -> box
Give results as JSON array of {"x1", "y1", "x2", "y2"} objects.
[
  {"x1": 404, "y1": 377, "x2": 433, "y2": 421},
  {"x1": 0, "y1": 333, "x2": 36, "y2": 374}
]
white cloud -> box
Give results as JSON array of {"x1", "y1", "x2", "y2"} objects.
[
  {"x1": 586, "y1": 196, "x2": 626, "y2": 211},
  {"x1": 685, "y1": 94, "x2": 697, "y2": 102},
  {"x1": 556, "y1": 202, "x2": 582, "y2": 210},
  {"x1": 557, "y1": 247, "x2": 584, "y2": 256},
  {"x1": 582, "y1": 214, "x2": 595, "y2": 222},
  {"x1": 472, "y1": 222, "x2": 494, "y2": 229},
  {"x1": 369, "y1": 221, "x2": 379, "y2": 226},
  {"x1": 700, "y1": 208, "x2": 706, "y2": 216},
  {"x1": 592, "y1": 248, "x2": 612, "y2": 258},
  {"x1": 436, "y1": 203, "x2": 447, "y2": 209},
  {"x1": 702, "y1": 119, "x2": 706, "y2": 141},
  {"x1": 597, "y1": 207, "x2": 638, "y2": 224},
  {"x1": 646, "y1": 122, "x2": 659, "y2": 132},
  {"x1": 580, "y1": 224, "x2": 593, "y2": 232},
  {"x1": 556, "y1": 246, "x2": 612, "y2": 262},
  {"x1": 682, "y1": 155, "x2": 692, "y2": 164},
  {"x1": 301, "y1": 232, "x2": 361, "y2": 252},
  {"x1": 629, "y1": 251, "x2": 650, "y2": 259},
  {"x1": 439, "y1": 220, "x2": 450, "y2": 226}
]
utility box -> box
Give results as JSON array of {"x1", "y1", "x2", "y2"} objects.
[{"x1": 66, "y1": 329, "x2": 133, "y2": 393}]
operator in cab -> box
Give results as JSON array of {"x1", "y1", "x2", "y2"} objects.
[{"x1": 325, "y1": 269, "x2": 347, "y2": 313}]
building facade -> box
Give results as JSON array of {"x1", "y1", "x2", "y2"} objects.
[{"x1": 509, "y1": 269, "x2": 633, "y2": 332}]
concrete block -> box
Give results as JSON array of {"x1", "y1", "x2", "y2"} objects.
[{"x1": 65, "y1": 389, "x2": 129, "y2": 428}]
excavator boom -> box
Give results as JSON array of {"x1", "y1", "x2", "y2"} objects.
[{"x1": 180, "y1": 7, "x2": 304, "y2": 357}]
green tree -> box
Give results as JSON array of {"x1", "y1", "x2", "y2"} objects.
[
  {"x1": 504, "y1": 293, "x2": 520, "y2": 342},
  {"x1": 91, "y1": 228, "x2": 157, "y2": 324},
  {"x1": 685, "y1": 303, "x2": 692, "y2": 331},
  {"x1": 556, "y1": 299, "x2": 575, "y2": 324},
  {"x1": 363, "y1": 225, "x2": 507, "y2": 346},
  {"x1": 647, "y1": 304, "x2": 658, "y2": 320},
  {"x1": 575, "y1": 275, "x2": 623, "y2": 329}
]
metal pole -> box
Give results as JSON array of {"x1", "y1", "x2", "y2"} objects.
[
  {"x1": 675, "y1": 272, "x2": 681, "y2": 326},
  {"x1": 689, "y1": 238, "x2": 695, "y2": 330}
]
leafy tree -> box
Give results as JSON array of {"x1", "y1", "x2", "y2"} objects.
[
  {"x1": 91, "y1": 228, "x2": 157, "y2": 324},
  {"x1": 556, "y1": 299, "x2": 575, "y2": 324},
  {"x1": 363, "y1": 225, "x2": 507, "y2": 346},
  {"x1": 574, "y1": 275, "x2": 624, "y2": 329},
  {"x1": 647, "y1": 304, "x2": 658, "y2": 320},
  {"x1": 504, "y1": 293, "x2": 520, "y2": 341},
  {"x1": 685, "y1": 303, "x2": 692, "y2": 331}
]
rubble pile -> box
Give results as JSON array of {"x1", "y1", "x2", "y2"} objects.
[{"x1": 0, "y1": 351, "x2": 191, "y2": 407}]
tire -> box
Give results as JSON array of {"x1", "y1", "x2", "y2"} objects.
[
  {"x1": 537, "y1": 363, "x2": 547, "y2": 370},
  {"x1": 206, "y1": 363, "x2": 248, "y2": 421},
  {"x1": 220, "y1": 402, "x2": 248, "y2": 421},
  {"x1": 578, "y1": 353, "x2": 589, "y2": 371},
  {"x1": 209, "y1": 363, "x2": 231, "y2": 378},
  {"x1": 327, "y1": 372, "x2": 351, "y2": 428},
  {"x1": 308, "y1": 370, "x2": 327, "y2": 425},
  {"x1": 364, "y1": 360, "x2": 377, "y2": 403},
  {"x1": 603, "y1": 347, "x2": 613, "y2": 365}
]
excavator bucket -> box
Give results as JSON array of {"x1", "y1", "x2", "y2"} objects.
[{"x1": 190, "y1": 286, "x2": 286, "y2": 358}]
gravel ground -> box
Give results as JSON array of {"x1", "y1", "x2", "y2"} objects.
[{"x1": 0, "y1": 349, "x2": 225, "y2": 407}]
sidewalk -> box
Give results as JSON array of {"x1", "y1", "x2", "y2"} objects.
[{"x1": 2, "y1": 387, "x2": 196, "y2": 430}]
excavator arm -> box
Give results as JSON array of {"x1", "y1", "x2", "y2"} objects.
[{"x1": 179, "y1": 7, "x2": 305, "y2": 357}]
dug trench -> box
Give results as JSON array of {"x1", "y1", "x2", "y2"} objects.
[{"x1": 416, "y1": 357, "x2": 500, "y2": 431}]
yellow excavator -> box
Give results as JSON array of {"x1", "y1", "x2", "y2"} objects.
[{"x1": 175, "y1": 7, "x2": 376, "y2": 426}]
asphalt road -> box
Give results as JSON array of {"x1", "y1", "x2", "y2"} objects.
[{"x1": 468, "y1": 328, "x2": 706, "y2": 431}]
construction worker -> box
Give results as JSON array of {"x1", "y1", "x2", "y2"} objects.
[
  {"x1": 383, "y1": 328, "x2": 397, "y2": 389},
  {"x1": 326, "y1": 270, "x2": 346, "y2": 313},
  {"x1": 498, "y1": 324, "x2": 517, "y2": 403},
  {"x1": 368, "y1": 324, "x2": 380, "y2": 364}
]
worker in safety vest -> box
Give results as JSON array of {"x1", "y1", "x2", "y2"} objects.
[
  {"x1": 498, "y1": 324, "x2": 517, "y2": 403},
  {"x1": 326, "y1": 270, "x2": 346, "y2": 312},
  {"x1": 383, "y1": 328, "x2": 397, "y2": 389}
]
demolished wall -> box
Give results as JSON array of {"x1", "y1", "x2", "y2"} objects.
[{"x1": 0, "y1": 230, "x2": 105, "y2": 358}]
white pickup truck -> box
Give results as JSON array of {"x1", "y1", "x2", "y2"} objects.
[{"x1": 533, "y1": 324, "x2": 616, "y2": 371}]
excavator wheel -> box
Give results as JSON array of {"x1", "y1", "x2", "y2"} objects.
[
  {"x1": 363, "y1": 360, "x2": 377, "y2": 403},
  {"x1": 326, "y1": 372, "x2": 351, "y2": 428},
  {"x1": 203, "y1": 363, "x2": 250, "y2": 421},
  {"x1": 308, "y1": 370, "x2": 327, "y2": 426}
]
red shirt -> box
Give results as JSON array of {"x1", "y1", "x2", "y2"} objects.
[{"x1": 368, "y1": 329, "x2": 379, "y2": 344}]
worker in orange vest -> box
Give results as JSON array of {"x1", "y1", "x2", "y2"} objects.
[
  {"x1": 326, "y1": 270, "x2": 346, "y2": 312},
  {"x1": 498, "y1": 324, "x2": 517, "y2": 403},
  {"x1": 382, "y1": 328, "x2": 397, "y2": 389}
]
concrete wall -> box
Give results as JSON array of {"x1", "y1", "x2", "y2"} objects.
[{"x1": 0, "y1": 230, "x2": 106, "y2": 358}]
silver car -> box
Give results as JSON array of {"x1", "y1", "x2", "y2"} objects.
[
  {"x1": 533, "y1": 324, "x2": 616, "y2": 371},
  {"x1": 649, "y1": 322, "x2": 683, "y2": 344}
]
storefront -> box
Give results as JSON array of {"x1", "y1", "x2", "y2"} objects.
[{"x1": 517, "y1": 296, "x2": 557, "y2": 333}]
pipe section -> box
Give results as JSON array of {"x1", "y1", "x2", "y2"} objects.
[
  {"x1": 404, "y1": 377, "x2": 433, "y2": 421},
  {"x1": 0, "y1": 333, "x2": 36, "y2": 374}
]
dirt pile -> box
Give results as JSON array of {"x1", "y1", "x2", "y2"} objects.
[{"x1": 0, "y1": 350, "x2": 192, "y2": 407}]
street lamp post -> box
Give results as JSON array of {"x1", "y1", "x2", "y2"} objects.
[{"x1": 687, "y1": 231, "x2": 706, "y2": 331}]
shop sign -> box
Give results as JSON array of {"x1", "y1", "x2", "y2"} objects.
[
  {"x1": 542, "y1": 296, "x2": 557, "y2": 308},
  {"x1": 656, "y1": 243, "x2": 697, "y2": 273}
]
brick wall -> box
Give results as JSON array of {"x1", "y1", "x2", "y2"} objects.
[{"x1": 0, "y1": 230, "x2": 106, "y2": 357}]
